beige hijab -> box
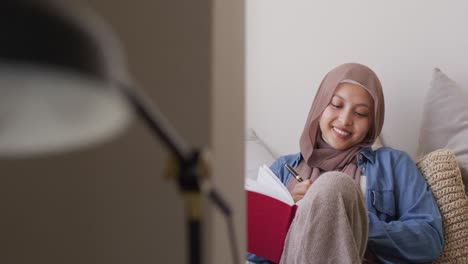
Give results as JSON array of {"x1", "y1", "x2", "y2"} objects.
[{"x1": 287, "y1": 63, "x2": 385, "y2": 191}]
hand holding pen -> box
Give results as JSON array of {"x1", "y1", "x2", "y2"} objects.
[
  {"x1": 285, "y1": 163, "x2": 311, "y2": 202},
  {"x1": 284, "y1": 163, "x2": 303, "y2": 182}
]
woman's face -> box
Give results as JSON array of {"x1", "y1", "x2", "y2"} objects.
[{"x1": 319, "y1": 82, "x2": 373, "y2": 150}]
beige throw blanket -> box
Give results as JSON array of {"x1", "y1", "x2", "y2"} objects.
[{"x1": 280, "y1": 172, "x2": 368, "y2": 264}]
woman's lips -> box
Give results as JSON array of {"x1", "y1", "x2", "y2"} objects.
[{"x1": 333, "y1": 126, "x2": 351, "y2": 138}]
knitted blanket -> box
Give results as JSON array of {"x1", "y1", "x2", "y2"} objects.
[{"x1": 417, "y1": 149, "x2": 468, "y2": 263}]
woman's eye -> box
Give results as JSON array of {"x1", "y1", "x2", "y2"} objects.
[
  {"x1": 331, "y1": 103, "x2": 342, "y2": 109},
  {"x1": 355, "y1": 112, "x2": 368, "y2": 117}
]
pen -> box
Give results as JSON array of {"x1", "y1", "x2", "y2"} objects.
[{"x1": 284, "y1": 163, "x2": 304, "y2": 182}]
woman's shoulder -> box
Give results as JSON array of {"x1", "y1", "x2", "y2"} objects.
[
  {"x1": 371, "y1": 146, "x2": 414, "y2": 164},
  {"x1": 272, "y1": 153, "x2": 301, "y2": 164},
  {"x1": 367, "y1": 147, "x2": 423, "y2": 185},
  {"x1": 373, "y1": 146, "x2": 407, "y2": 155}
]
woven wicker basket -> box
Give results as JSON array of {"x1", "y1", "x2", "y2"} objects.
[{"x1": 416, "y1": 149, "x2": 468, "y2": 263}]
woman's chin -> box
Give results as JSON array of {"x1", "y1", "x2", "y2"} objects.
[{"x1": 329, "y1": 140, "x2": 354, "y2": 151}]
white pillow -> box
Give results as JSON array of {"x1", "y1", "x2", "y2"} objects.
[
  {"x1": 417, "y1": 68, "x2": 468, "y2": 193},
  {"x1": 245, "y1": 128, "x2": 276, "y2": 180}
]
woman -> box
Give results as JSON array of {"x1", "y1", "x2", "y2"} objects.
[{"x1": 247, "y1": 63, "x2": 443, "y2": 263}]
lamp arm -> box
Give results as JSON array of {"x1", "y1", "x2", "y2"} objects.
[
  {"x1": 118, "y1": 83, "x2": 192, "y2": 164},
  {"x1": 117, "y1": 83, "x2": 238, "y2": 264}
]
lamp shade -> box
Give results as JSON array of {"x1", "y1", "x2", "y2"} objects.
[{"x1": 0, "y1": 1, "x2": 133, "y2": 156}]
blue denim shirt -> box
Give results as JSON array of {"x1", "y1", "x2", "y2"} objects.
[{"x1": 247, "y1": 147, "x2": 444, "y2": 264}]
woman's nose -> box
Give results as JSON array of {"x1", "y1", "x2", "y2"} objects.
[{"x1": 339, "y1": 110, "x2": 353, "y2": 126}]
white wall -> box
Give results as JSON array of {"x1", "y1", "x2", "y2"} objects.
[{"x1": 247, "y1": 0, "x2": 468, "y2": 158}]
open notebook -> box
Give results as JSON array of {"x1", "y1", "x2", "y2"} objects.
[{"x1": 245, "y1": 164, "x2": 297, "y2": 264}]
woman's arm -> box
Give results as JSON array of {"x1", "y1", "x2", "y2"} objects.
[{"x1": 367, "y1": 152, "x2": 444, "y2": 263}]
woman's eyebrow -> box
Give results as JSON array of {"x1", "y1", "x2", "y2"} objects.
[
  {"x1": 333, "y1": 95, "x2": 370, "y2": 108},
  {"x1": 355, "y1": 103, "x2": 370, "y2": 108}
]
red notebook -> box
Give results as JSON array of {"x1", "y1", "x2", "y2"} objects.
[{"x1": 246, "y1": 165, "x2": 298, "y2": 264}]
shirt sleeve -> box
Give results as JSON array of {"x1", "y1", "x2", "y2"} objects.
[
  {"x1": 367, "y1": 152, "x2": 444, "y2": 263},
  {"x1": 246, "y1": 253, "x2": 273, "y2": 264}
]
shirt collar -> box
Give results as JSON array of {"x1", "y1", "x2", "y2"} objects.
[
  {"x1": 297, "y1": 147, "x2": 375, "y2": 165},
  {"x1": 359, "y1": 146, "x2": 375, "y2": 164}
]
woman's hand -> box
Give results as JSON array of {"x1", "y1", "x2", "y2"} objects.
[{"x1": 291, "y1": 179, "x2": 312, "y2": 203}]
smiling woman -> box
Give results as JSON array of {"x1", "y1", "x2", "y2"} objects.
[
  {"x1": 246, "y1": 2, "x2": 468, "y2": 263},
  {"x1": 247, "y1": 63, "x2": 443, "y2": 263}
]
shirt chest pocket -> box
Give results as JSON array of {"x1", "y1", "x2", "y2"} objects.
[{"x1": 370, "y1": 190, "x2": 396, "y2": 221}]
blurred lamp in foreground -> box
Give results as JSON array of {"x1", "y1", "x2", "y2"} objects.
[
  {"x1": 0, "y1": 0, "x2": 134, "y2": 156},
  {"x1": 0, "y1": 1, "x2": 237, "y2": 264}
]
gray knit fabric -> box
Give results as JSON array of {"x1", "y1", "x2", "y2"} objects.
[{"x1": 280, "y1": 172, "x2": 368, "y2": 264}]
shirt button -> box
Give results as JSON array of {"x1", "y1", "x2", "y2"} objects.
[
  {"x1": 358, "y1": 154, "x2": 363, "y2": 162},
  {"x1": 361, "y1": 166, "x2": 366, "y2": 172}
]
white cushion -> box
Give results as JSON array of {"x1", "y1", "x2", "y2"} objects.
[
  {"x1": 416, "y1": 68, "x2": 468, "y2": 192},
  {"x1": 245, "y1": 128, "x2": 276, "y2": 180}
]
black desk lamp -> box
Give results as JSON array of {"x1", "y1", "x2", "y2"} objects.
[{"x1": 0, "y1": 1, "x2": 238, "y2": 264}]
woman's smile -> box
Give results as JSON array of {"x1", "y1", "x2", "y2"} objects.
[{"x1": 332, "y1": 126, "x2": 351, "y2": 137}]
